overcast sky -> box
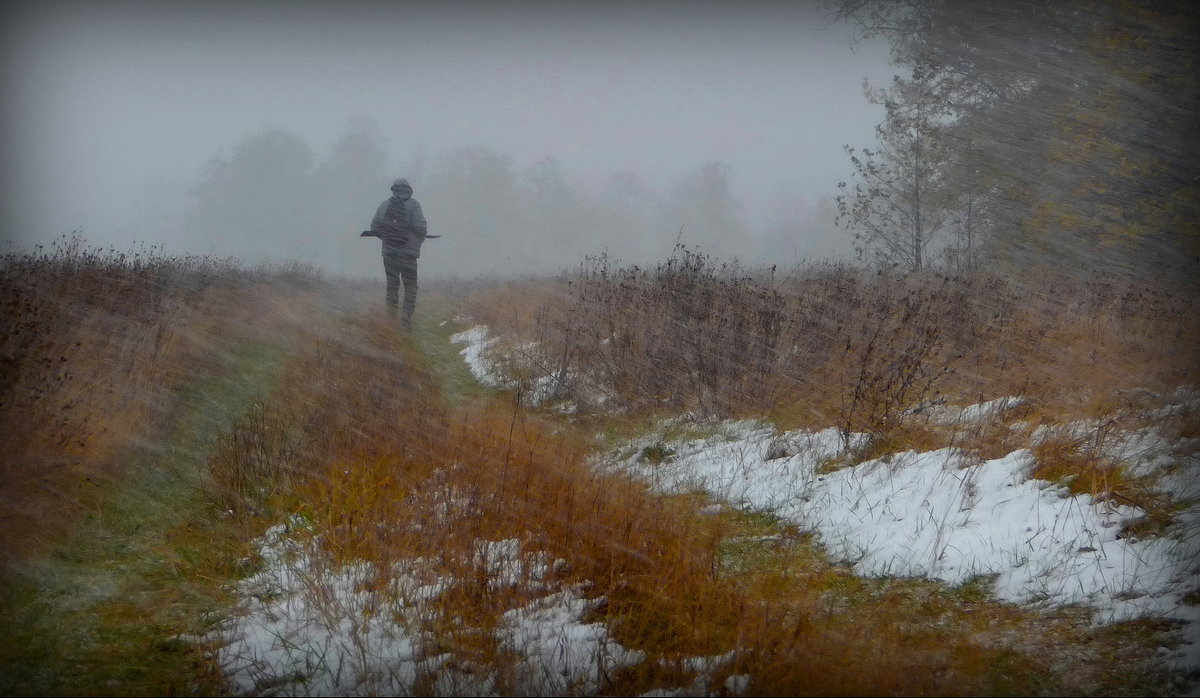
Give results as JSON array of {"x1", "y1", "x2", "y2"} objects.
[{"x1": 1, "y1": 0, "x2": 896, "y2": 270}]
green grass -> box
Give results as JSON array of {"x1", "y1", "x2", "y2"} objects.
[
  {"x1": 409, "y1": 291, "x2": 498, "y2": 408},
  {"x1": 0, "y1": 339, "x2": 290, "y2": 696}
]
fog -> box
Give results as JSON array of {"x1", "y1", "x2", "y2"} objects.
[{"x1": 1, "y1": 0, "x2": 895, "y2": 278}]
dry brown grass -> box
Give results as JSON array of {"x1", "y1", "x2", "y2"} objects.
[
  {"x1": 0, "y1": 234, "x2": 325, "y2": 566},
  {"x1": 962, "y1": 275, "x2": 1198, "y2": 418},
  {"x1": 458, "y1": 276, "x2": 573, "y2": 341}
]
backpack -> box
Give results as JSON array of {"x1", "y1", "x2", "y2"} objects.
[{"x1": 378, "y1": 197, "x2": 411, "y2": 243}]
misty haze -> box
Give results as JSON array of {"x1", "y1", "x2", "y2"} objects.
[
  {"x1": 3, "y1": 1, "x2": 902, "y2": 277},
  {"x1": 2, "y1": 1, "x2": 1199, "y2": 696}
]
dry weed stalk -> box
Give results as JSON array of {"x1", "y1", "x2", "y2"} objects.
[{"x1": 464, "y1": 250, "x2": 1197, "y2": 454}]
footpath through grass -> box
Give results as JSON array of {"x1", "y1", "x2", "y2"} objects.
[{"x1": 0, "y1": 338, "x2": 290, "y2": 696}]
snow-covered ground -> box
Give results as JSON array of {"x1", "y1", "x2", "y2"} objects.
[
  {"x1": 600, "y1": 420, "x2": 1200, "y2": 621},
  {"x1": 449, "y1": 325, "x2": 569, "y2": 407},
  {"x1": 449, "y1": 325, "x2": 609, "y2": 410},
  {"x1": 205, "y1": 326, "x2": 1199, "y2": 695},
  {"x1": 599, "y1": 420, "x2": 1199, "y2": 670},
  {"x1": 450, "y1": 325, "x2": 502, "y2": 390},
  {"x1": 211, "y1": 522, "x2": 661, "y2": 696}
]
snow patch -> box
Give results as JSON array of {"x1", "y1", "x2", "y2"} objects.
[
  {"x1": 211, "y1": 521, "x2": 643, "y2": 696},
  {"x1": 450, "y1": 325, "x2": 573, "y2": 408},
  {"x1": 600, "y1": 412, "x2": 1200, "y2": 673},
  {"x1": 450, "y1": 326, "x2": 502, "y2": 389}
]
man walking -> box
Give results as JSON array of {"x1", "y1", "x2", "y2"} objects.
[{"x1": 364, "y1": 177, "x2": 429, "y2": 329}]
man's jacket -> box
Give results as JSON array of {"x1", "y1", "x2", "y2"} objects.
[{"x1": 371, "y1": 189, "x2": 428, "y2": 258}]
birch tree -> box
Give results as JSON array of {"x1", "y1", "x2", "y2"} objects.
[{"x1": 836, "y1": 66, "x2": 951, "y2": 271}]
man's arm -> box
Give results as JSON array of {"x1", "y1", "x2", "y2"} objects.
[
  {"x1": 408, "y1": 200, "x2": 441, "y2": 238},
  {"x1": 362, "y1": 199, "x2": 389, "y2": 236},
  {"x1": 373, "y1": 199, "x2": 390, "y2": 228},
  {"x1": 409, "y1": 200, "x2": 428, "y2": 237}
]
